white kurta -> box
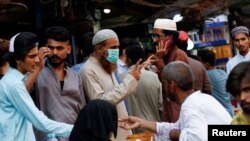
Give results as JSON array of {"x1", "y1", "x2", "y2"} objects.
[
  {"x1": 156, "y1": 91, "x2": 232, "y2": 141},
  {"x1": 78, "y1": 56, "x2": 138, "y2": 141},
  {"x1": 226, "y1": 50, "x2": 250, "y2": 74}
]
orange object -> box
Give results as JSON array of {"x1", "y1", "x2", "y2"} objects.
[{"x1": 127, "y1": 131, "x2": 155, "y2": 141}]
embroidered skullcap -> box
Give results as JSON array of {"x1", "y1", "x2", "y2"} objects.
[
  {"x1": 153, "y1": 19, "x2": 177, "y2": 31},
  {"x1": 9, "y1": 32, "x2": 38, "y2": 53},
  {"x1": 231, "y1": 26, "x2": 249, "y2": 37},
  {"x1": 92, "y1": 29, "x2": 118, "y2": 45}
]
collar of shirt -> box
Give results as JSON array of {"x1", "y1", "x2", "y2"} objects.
[
  {"x1": 237, "y1": 50, "x2": 250, "y2": 60},
  {"x1": 9, "y1": 67, "x2": 26, "y2": 82},
  {"x1": 45, "y1": 59, "x2": 70, "y2": 74}
]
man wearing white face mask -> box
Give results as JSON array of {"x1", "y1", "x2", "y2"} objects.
[{"x1": 78, "y1": 29, "x2": 145, "y2": 141}]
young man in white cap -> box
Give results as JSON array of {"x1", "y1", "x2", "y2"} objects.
[
  {"x1": 78, "y1": 29, "x2": 145, "y2": 141},
  {"x1": 0, "y1": 32, "x2": 73, "y2": 141},
  {"x1": 226, "y1": 26, "x2": 250, "y2": 74}
]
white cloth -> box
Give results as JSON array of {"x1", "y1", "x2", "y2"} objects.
[
  {"x1": 226, "y1": 50, "x2": 250, "y2": 74},
  {"x1": 156, "y1": 91, "x2": 232, "y2": 141}
]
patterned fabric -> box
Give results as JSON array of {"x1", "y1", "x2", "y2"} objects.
[{"x1": 231, "y1": 26, "x2": 249, "y2": 37}]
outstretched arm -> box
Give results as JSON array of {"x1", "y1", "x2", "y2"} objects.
[{"x1": 118, "y1": 116, "x2": 157, "y2": 133}]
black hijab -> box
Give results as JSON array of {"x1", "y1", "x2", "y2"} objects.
[{"x1": 69, "y1": 99, "x2": 118, "y2": 141}]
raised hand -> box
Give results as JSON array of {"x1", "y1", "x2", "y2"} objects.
[
  {"x1": 156, "y1": 39, "x2": 168, "y2": 59},
  {"x1": 145, "y1": 55, "x2": 157, "y2": 66},
  {"x1": 130, "y1": 58, "x2": 147, "y2": 81},
  {"x1": 37, "y1": 47, "x2": 51, "y2": 70}
]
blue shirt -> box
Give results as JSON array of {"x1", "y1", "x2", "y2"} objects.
[
  {"x1": 0, "y1": 68, "x2": 73, "y2": 141},
  {"x1": 207, "y1": 69, "x2": 234, "y2": 117}
]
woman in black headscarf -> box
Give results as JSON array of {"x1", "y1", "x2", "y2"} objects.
[{"x1": 69, "y1": 99, "x2": 118, "y2": 141}]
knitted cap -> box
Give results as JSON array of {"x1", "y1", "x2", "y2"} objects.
[
  {"x1": 9, "y1": 32, "x2": 38, "y2": 53},
  {"x1": 153, "y1": 19, "x2": 177, "y2": 31},
  {"x1": 92, "y1": 29, "x2": 118, "y2": 45},
  {"x1": 231, "y1": 26, "x2": 249, "y2": 37}
]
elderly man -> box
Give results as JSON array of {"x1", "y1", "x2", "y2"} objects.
[
  {"x1": 226, "y1": 26, "x2": 250, "y2": 74},
  {"x1": 119, "y1": 61, "x2": 232, "y2": 141},
  {"x1": 78, "y1": 29, "x2": 144, "y2": 141}
]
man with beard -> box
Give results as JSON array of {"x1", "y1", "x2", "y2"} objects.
[
  {"x1": 34, "y1": 26, "x2": 86, "y2": 141},
  {"x1": 226, "y1": 26, "x2": 250, "y2": 74},
  {"x1": 152, "y1": 19, "x2": 211, "y2": 123},
  {"x1": 78, "y1": 29, "x2": 145, "y2": 141},
  {"x1": 119, "y1": 61, "x2": 232, "y2": 141},
  {"x1": 226, "y1": 61, "x2": 250, "y2": 124},
  {"x1": 0, "y1": 32, "x2": 73, "y2": 141}
]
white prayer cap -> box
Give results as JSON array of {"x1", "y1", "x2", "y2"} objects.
[
  {"x1": 153, "y1": 19, "x2": 177, "y2": 31},
  {"x1": 92, "y1": 29, "x2": 118, "y2": 46},
  {"x1": 9, "y1": 32, "x2": 38, "y2": 53}
]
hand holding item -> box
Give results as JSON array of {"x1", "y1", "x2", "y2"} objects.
[{"x1": 155, "y1": 36, "x2": 170, "y2": 59}]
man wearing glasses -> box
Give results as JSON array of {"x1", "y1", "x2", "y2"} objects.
[{"x1": 151, "y1": 19, "x2": 189, "y2": 122}]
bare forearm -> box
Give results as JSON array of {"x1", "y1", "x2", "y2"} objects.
[
  {"x1": 25, "y1": 68, "x2": 41, "y2": 92},
  {"x1": 138, "y1": 118, "x2": 157, "y2": 133}
]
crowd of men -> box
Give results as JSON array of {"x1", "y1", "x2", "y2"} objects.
[{"x1": 0, "y1": 18, "x2": 250, "y2": 141}]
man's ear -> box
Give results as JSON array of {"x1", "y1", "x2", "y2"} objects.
[
  {"x1": 94, "y1": 44, "x2": 103, "y2": 53},
  {"x1": 67, "y1": 45, "x2": 71, "y2": 54},
  {"x1": 125, "y1": 58, "x2": 131, "y2": 66},
  {"x1": 122, "y1": 49, "x2": 126, "y2": 56},
  {"x1": 170, "y1": 81, "x2": 176, "y2": 90},
  {"x1": 203, "y1": 62, "x2": 209, "y2": 69}
]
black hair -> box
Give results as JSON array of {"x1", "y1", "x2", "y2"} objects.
[
  {"x1": 119, "y1": 38, "x2": 140, "y2": 57},
  {"x1": 226, "y1": 61, "x2": 250, "y2": 97},
  {"x1": 197, "y1": 49, "x2": 216, "y2": 66},
  {"x1": 0, "y1": 53, "x2": 8, "y2": 67},
  {"x1": 69, "y1": 99, "x2": 118, "y2": 141},
  {"x1": 9, "y1": 32, "x2": 38, "y2": 68},
  {"x1": 125, "y1": 45, "x2": 145, "y2": 66},
  {"x1": 8, "y1": 50, "x2": 31, "y2": 68},
  {"x1": 77, "y1": 32, "x2": 94, "y2": 62},
  {"x1": 0, "y1": 40, "x2": 9, "y2": 67},
  {"x1": 45, "y1": 26, "x2": 70, "y2": 42}
]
